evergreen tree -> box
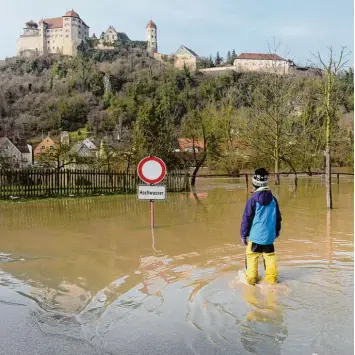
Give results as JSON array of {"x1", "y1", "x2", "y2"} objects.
[
  {"x1": 215, "y1": 51, "x2": 222, "y2": 66},
  {"x1": 227, "y1": 51, "x2": 231, "y2": 62}
]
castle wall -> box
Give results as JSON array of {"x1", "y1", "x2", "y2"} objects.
[{"x1": 16, "y1": 35, "x2": 42, "y2": 57}]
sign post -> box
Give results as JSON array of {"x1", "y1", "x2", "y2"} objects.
[{"x1": 137, "y1": 156, "x2": 167, "y2": 229}]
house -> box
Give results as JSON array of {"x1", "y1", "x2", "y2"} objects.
[
  {"x1": 0, "y1": 137, "x2": 32, "y2": 169},
  {"x1": 174, "y1": 45, "x2": 200, "y2": 72},
  {"x1": 175, "y1": 138, "x2": 205, "y2": 153},
  {"x1": 233, "y1": 53, "x2": 292, "y2": 74},
  {"x1": 96, "y1": 26, "x2": 131, "y2": 50},
  {"x1": 33, "y1": 135, "x2": 56, "y2": 161},
  {"x1": 70, "y1": 138, "x2": 98, "y2": 158}
]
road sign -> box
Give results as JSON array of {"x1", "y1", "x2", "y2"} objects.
[
  {"x1": 137, "y1": 156, "x2": 166, "y2": 185},
  {"x1": 137, "y1": 185, "x2": 166, "y2": 200}
]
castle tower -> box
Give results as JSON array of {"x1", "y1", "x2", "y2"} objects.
[
  {"x1": 38, "y1": 19, "x2": 48, "y2": 55},
  {"x1": 146, "y1": 20, "x2": 157, "y2": 54}
]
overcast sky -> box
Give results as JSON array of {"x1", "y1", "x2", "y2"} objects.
[{"x1": 2, "y1": 0, "x2": 354, "y2": 65}]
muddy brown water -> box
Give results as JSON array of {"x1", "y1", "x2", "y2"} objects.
[{"x1": 0, "y1": 178, "x2": 353, "y2": 355}]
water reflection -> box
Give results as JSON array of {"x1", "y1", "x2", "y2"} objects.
[{"x1": 240, "y1": 285, "x2": 288, "y2": 355}]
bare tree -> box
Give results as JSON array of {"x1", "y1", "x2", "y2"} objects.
[{"x1": 314, "y1": 47, "x2": 349, "y2": 209}]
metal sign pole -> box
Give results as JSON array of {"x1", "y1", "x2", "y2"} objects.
[
  {"x1": 137, "y1": 156, "x2": 167, "y2": 229},
  {"x1": 150, "y1": 199, "x2": 155, "y2": 229}
]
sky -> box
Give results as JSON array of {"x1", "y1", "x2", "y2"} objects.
[{"x1": 1, "y1": 0, "x2": 354, "y2": 66}]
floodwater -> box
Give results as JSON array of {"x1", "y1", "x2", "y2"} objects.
[{"x1": 0, "y1": 177, "x2": 353, "y2": 355}]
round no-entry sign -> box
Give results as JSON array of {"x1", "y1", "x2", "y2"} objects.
[{"x1": 137, "y1": 156, "x2": 166, "y2": 185}]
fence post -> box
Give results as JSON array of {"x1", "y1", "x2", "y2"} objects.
[{"x1": 245, "y1": 174, "x2": 248, "y2": 189}]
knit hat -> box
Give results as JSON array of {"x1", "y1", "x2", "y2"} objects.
[{"x1": 252, "y1": 168, "x2": 269, "y2": 188}]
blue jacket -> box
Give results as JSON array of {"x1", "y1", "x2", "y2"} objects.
[{"x1": 240, "y1": 187, "x2": 282, "y2": 245}]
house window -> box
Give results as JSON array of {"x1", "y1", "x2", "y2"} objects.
[
  {"x1": 65, "y1": 18, "x2": 69, "y2": 21},
  {"x1": 50, "y1": 146, "x2": 54, "y2": 150},
  {"x1": 37, "y1": 152, "x2": 40, "y2": 156},
  {"x1": 66, "y1": 35, "x2": 69, "y2": 38},
  {"x1": 41, "y1": 146, "x2": 45, "y2": 150}
]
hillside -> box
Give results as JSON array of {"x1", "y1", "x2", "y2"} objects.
[{"x1": 0, "y1": 45, "x2": 353, "y2": 172}]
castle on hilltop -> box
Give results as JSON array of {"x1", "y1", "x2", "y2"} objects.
[
  {"x1": 16, "y1": 10, "x2": 158, "y2": 58},
  {"x1": 17, "y1": 10, "x2": 89, "y2": 57},
  {"x1": 16, "y1": 10, "x2": 314, "y2": 76}
]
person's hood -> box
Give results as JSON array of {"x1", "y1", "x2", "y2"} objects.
[{"x1": 252, "y1": 187, "x2": 273, "y2": 206}]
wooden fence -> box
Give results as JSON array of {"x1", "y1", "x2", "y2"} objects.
[{"x1": 0, "y1": 169, "x2": 188, "y2": 199}]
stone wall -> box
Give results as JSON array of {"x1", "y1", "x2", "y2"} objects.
[
  {"x1": 174, "y1": 56, "x2": 197, "y2": 71},
  {"x1": 199, "y1": 66, "x2": 235, "y2": 76}
]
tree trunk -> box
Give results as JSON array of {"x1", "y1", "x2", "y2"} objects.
[
  {"x1": 325, "y1": 146, "x2": 332, "y2": 209},
  {"x1": 274, "y1": 158, "x2": 280, "y2": 185},
  {"x1": 191, "y1": 153, "x2": 207, "y2": 187}
]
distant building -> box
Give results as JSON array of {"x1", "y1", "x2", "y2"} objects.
[
  {"x1": 70, "y1": 138, "x2": 98, "y2": 158},
  {"x1": 174, "y1": 45, "x2": 200, "y2": 71},
  {"x1": 233, "y1": 53, "x2": 291, "y2": 74},
  {"x1": 16, "y1": 9, "x2": 89, "y2": 57},
  {"x1": 33, "y1": 135, "x2": 56, "y2": 161},
  {"x1": 175, "y1": 138, "x2": 204, "y2": 153},
  {"x1": 146, "y1": 20, "x2": 158, "y2": 54},
  {"x1": 96, "y1": 26, "x2": 131, "y2": 50},
  {"x1": 0, "y1": 137, "x2": 32, "y2": 169}
]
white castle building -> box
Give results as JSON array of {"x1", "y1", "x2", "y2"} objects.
[{"x1": 16, "y1": 9, "x2": 89, "y2": 57}]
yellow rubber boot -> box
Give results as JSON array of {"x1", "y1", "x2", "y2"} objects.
[
  {"x1": 245, "y1": 241, "x2": 261, "y2": 285},
  {"x1": 263, "y1": 252, "x2": 278, "y2": 284}
]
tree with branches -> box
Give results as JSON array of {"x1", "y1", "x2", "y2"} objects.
[{"x1": 314, "y1": 46, "x2": 349, "y2": 209}]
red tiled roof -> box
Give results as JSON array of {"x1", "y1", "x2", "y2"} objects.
[
  {"x1": 64, "y1": 9, "x2": 80, "y2": 18},
  {"x1": 146, "y1": 20, "x2": 157, "y2": 29},
  {"x1": 178, "y1": 138, "x2": 204, "y2": 151},
  {"x1": 40, "y1": 17, "x2": 63, "y2": 29},
  {"x1": 237, "y1": 53, "x2": 286, "y2": 61}
]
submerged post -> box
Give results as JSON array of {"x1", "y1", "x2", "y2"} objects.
[
  {"x1": 245, "y1": 174, "x2": 249, "y2": 189},
  {"x1": 337, "y1": 173, "x2": 340, "y2": 184}
]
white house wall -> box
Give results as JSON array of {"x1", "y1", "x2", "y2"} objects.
[{"x1": 234, "y1": 58, "x2": 290, "y2": 74}]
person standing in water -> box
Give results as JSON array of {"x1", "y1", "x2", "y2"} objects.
[{"x1": 240, "y1": 168, "x2": 282, "y2": 285}]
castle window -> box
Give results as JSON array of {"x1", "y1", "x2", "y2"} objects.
[
  {"x1": 65, "y1": 18, "x2": 69, "y2": 21},
  {"x1": 66, "y1": 35, "x2": 69, "y2": 38},
  {"x1": 47, "y1": 41, "x2": 50, "y2": 43}
]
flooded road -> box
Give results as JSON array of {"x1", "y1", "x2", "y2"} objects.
[{"x1": 0, "y1": 178, "x2": 353, "y2": 355}]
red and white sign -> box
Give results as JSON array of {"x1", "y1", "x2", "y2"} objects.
[{"x1": 137, "y1": 156, "x2": 166, "y2": 185}]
